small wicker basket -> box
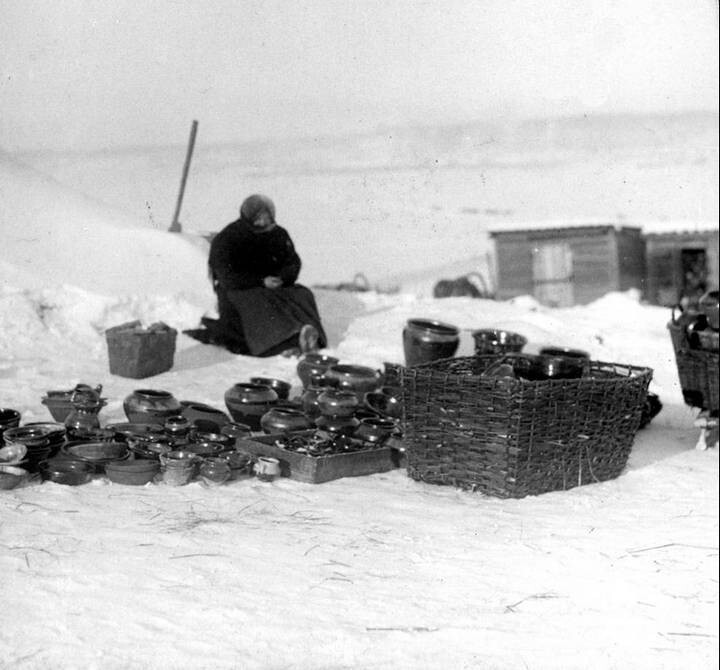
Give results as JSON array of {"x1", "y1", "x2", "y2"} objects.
[{"x1": 392, "y1": 355, "x2": 652, "y2": 498}]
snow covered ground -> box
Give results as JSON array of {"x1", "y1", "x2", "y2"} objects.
[{"x1": 0, "y1": 151, "x2": 718, "y2": 669}]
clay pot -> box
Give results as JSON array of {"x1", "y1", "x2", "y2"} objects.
[
  {"x1": 323, "y1": 364, "x2": 383, "y2": 397},
  {"x1": 199, "y1": 457, "x2": 231, "y2": 486},
  {"x1": 316, "y1": 389, "x2": 360, "y2": 417},
  {"x1": 355, "y1": 417, "x2": 396, "y2": 444},
  {"x1": 513, "y1": 354, "x2": 585, "y2": 381},
  {"x1": 260, "y1": 407, "x2": 312, "y2": 434},
  {"x1": 250, "y1": 377, "x2": 292, "y2": 400},
  {"x1": 123, "y1": 389, "x2": 182, "y2": 424},
  {"x1": 221, "y1": 451, "x2": 253, "y2": 480},
  {"x1": 300, "y1": 383, "x2": 326, "y2": 419},
  {"x1": 296, "y1": 354, "x2": 340, "y2": 388},
  {"x1": 403, "y1": 319, "x2": 460, "y2": 367},
  {"x1": 254, "y1": 456, "x2": 281, "y2": 482},
  {"x1": 472, "y1": 329, "x2": 527, "y2": 356},
  {"x1": 224, "y1": 383, "x2": 278, "y2": 431},
  {"x1": 314, "y1": 415, "x2": 360, "y2": 436}
]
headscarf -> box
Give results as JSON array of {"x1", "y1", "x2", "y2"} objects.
[{"x1": 240, "y1": 194, "x2": 276, "y2": 223}]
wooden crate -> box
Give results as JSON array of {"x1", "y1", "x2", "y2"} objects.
[{"x1": 237, "y1": 431, "x2": 398, "y2": 484}]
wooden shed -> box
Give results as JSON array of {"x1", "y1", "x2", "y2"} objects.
[
  {"x1": 489, "y1": 224, "x2": 646, "y2": 307},
  {"x1": 643, "y1": 228, "x2": 719, "y2": 306}
]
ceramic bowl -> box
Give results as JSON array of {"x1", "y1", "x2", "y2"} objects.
[
  {"x1": 105, "y1": 459, "x2": 160, "y2": 486},
  {"x1": 2, "y1": 425, "x2": 53, "y2": 449},
  {"x1": 513, "y1": 354, "x2": 585, "y2": 381},
  {"x1": 0, "y1": 465, "x2": 28, "y2": 490},
  {"x1": 106, "y1": 422, "x2": 165, "y2": 442},
  {"x1": 187, "y1": 431, "x2": 235, "y2": 450},
  {"x1": 0, "y1": 442, "x2": 28, "y2": 465},
  {"x1": 181, "y1": 441, "x2": 225, "y2": 458},
  {"x1": 355, "y1": 417, "x2": 396, "y2": 444},
  {"x1": 314, "y1": 415, "x2": 360, "y2": 436},
  {"x1": 39, "y1": 458, "x2": 92, "y2": 486},
  {"x1": 61, "y1": 441, "x2": 130, "y2": 471}
]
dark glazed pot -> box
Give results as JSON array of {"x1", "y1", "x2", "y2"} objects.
[
  {"x1": 260, "y1": 407, "x2": 312, "y2": 434},
  {"x1": 513, "y1": 354, "x2": 585, "y2": 381},
  {"x1": 472, "y1": 329, "x2": 527, "y2": 356},
  {"x1": 296, "y1": 354, "x2": 340, "y2": 389},
  {"x1": 323, "y1": 364, "x2": 383, "y2": 398},
  {"x1": 123, "y1": 389, "x2": 182, "y2": 424},
  {"x1": 355, "y1": 417, "x2": 397, "y2": 444},
  {"x1": 314, "y1": 415, "x2": 360, "y2": 436},
  {"x1": 224, "y1": 383, "x2": 278, "y2": 431},
  {"x1": 403, "y1": 319, "x2": 460, "y2": 367},
  {"x1": 316, "y1": 389, "x2": 360, "y2": 417}
]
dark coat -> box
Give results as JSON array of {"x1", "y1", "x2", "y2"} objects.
[
  {"x1": 208, "y1": 218, "x2": 301, "y2": 290},
  {"x1": 205, "y1": 216, "x2": 326, "y2": 356}
]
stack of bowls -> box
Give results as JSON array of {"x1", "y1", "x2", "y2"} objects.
[{"x1": 2, "y1": 424, "x2": 66, "y2": 473}]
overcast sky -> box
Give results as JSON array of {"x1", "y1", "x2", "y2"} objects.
[{"x1": 1, "y1": 0, "x2": 718, "y2": 151}]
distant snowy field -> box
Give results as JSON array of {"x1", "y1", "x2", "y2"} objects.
[{"x1": 0, "y1": 118, "x2": 718, "y2": 669}]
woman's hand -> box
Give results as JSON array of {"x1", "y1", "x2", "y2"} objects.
[{"x1": 263, "y1": 276, "x2": 283, "y2": 289}]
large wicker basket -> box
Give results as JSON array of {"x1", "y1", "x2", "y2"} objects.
[{"x1": 393, "y1": 355, "x2": 652, "y2": 498}]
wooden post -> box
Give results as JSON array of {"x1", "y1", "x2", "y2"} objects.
[{"x1": 169, "y1": 120, "x2": 198, "y2": 233}]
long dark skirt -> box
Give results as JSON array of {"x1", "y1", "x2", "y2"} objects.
[{"x1": 215, "y1": 284, "x2": 327, "y2": 356}]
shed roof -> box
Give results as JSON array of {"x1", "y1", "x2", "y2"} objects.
[{"x1": 488, "y1": 218, "x2": 717, "y2": 238}]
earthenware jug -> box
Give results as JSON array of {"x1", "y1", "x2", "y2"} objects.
[
  {"x1": 124, "y1": 389, "x2": 182, "y2": 424},
  {"x1": 65, "y1": 387, "x2": 107, "y2": 437},
  {"x1": 402, "y1": 319, "x2": 460, "y2": 367}
]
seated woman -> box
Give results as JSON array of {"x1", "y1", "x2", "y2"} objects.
[{"x1": 187, "y1": 194, "x2": 327, "y2": 357}]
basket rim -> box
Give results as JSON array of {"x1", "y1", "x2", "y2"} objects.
[{"x1": 394, "y1": 354, "x2": 653, "y2": 386}]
